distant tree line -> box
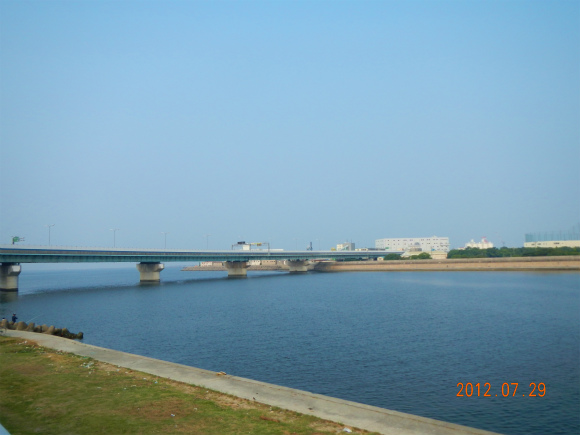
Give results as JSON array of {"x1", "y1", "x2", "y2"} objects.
[
  {"x1": 337, "y1": 246, "x2": 579, "y2": 262},
  {"x1": 446, "y1": 246, "x2": 580, "y2": 259},
  {"x1": 335, "y1": 252, "x2": 432, "y2": 261}
]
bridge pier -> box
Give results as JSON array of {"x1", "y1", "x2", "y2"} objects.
[
  {"x1": 224, "y1": 261, "x2": 248, "y2": 278},
  {"x1": 287, "y1": 260, "x2": 310, "y2": 273},
  {"x1": 0, "y1": 263, "x2": 21, "y2": 291},
  {"x1": 136, "y1": 262, "x2": 164, "y2": 283}
]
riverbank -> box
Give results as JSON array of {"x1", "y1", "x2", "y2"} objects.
[
  {"x1": 0, "y1": 333, "x2": 366, "y2": 435},
  {"x1": 313, "y1": 256, "x2": 580, "y2": 272},
  {"x1": 183, "y1": 256, "x2": 580, "y2": 273},
  {"x1": 1, "y1": 331, "x2": 500, "y2": 435}
]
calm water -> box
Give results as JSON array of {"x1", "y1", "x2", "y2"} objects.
[{"x1": 1, "y1": 266, "x2": 579, "y2": 435}]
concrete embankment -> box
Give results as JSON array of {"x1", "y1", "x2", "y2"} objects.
[
  {"x1": 0, "y1": 319, "x2": 83, "y2": 339},
  {"x1": 313, "y1": 256, "x2": 580, "y2": 272},
  {"x1": 183, "y1": 265, "x2": 286, "y2": 272},
  {"x1": 2, "y1": 330, "x2": 500, "y2": 435}
]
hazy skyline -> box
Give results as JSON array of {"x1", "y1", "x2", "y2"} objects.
[{"x1": 1, "y1": 0, "x2": 578, "y2": 251}]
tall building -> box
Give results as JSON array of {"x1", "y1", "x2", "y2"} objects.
[{"x1": 375, "y1": 236, "x2": 450, "y2": 253}]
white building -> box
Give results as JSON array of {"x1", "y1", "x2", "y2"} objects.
[
  {"x1": 465, "y1": 237, "x2": 494, "y2": 249},
  {"x1": 375, "y1": 236, "x2": 450, "y2": 253}
]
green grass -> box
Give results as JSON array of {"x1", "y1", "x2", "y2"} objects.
[{"x1": 0, "y1": 336, "x2": 377, "y2": 435}]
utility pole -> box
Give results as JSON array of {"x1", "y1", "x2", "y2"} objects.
[
  {"x1": 110, "y1": 228, "x2": 119, "y2": 248},
  {"x1": 46, "y1": 224, "x2": 55, "y2": 246}
]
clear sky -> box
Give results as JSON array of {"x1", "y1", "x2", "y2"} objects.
[{"x1": 1, "y1": 0, "x2": 578, "y2": 251}]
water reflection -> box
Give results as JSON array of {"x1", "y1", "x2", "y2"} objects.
[{"x1": 0, "y1": 291, "x2": 18, "y2": 303}]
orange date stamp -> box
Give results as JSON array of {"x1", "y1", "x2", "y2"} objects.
[{"x1": 457, "y1": 382, "x2": 546, "y2": 397}]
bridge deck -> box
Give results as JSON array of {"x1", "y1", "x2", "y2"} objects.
[{"x1": 0, "y1": 245, "x2": 387, "y2": 264}]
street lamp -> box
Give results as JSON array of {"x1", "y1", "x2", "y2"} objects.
[
  {"x1": 204, "y1": 234, "x2": 211, "y2": 249},
  {"x1": 45, "y1": 224, "x2": 55, "y2": 246},
  {"x1": 161, "y1": 232, "x2": 169, "y2": 249},
  {"x1": 110, "y1": 228, "x2": 119, "y2": 248}
]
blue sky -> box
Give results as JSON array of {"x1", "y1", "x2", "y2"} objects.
[{"x1": 1, "y1": 0, "x2": 578, "y2": 251}]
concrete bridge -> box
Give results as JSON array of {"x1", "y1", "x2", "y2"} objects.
[{"x1": 0, "y1": 245, "x2": 387, "y2": 291}]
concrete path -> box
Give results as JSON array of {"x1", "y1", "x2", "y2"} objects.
[{"x1": 2, "y1": 331, "x2": 501, "y2": 435}]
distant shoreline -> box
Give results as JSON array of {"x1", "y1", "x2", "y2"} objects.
[{"x1": 183, "y1": 255, "x2": 580, "y2": 272}]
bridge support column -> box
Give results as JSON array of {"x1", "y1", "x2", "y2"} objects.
[
  {"x1": 224, "y1": 261, "x2": 248, "y2": 278},
  {"x1": 0, "y1": 263, "x2": 21, "y2": 291},
  {"x1": 136, "y1": 262, "x2": 164, "y2": 283},
  {"x1": 287, "y1": 260, "x2": 310, "y2": 273}
]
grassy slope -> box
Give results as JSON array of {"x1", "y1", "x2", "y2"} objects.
[{"x1": 0, "y1": 336, "x2": 377, "y2": 435}]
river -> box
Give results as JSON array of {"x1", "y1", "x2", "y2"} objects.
[{"x1": 1, "y1": 266, "x2": 578, "y2": 435}]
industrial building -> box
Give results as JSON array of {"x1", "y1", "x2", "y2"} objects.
[
  {"x1": 375, "y1": 236, "x2": 450, "y2": 253},
  {"x1": 524, "y1": 229, "x2": 580, "y2": 248}
]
